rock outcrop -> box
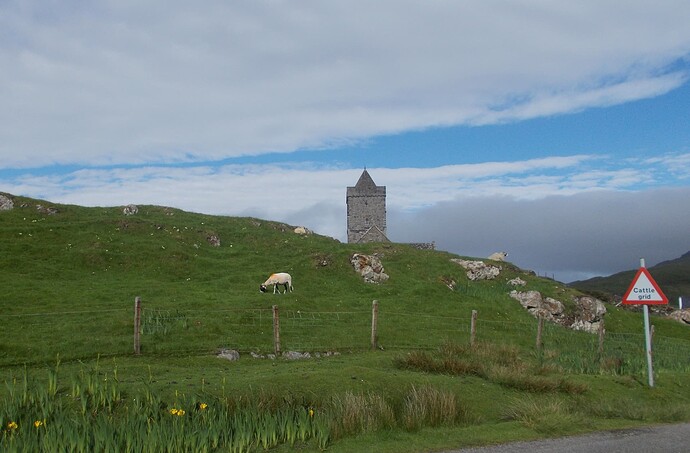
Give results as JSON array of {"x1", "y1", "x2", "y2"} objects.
[
  {"x1": 509, "y1": 290, "x2": 607, "y2": 333},
  {"x1": 206, "y1": 234, "x2": 221, "y2": 247},
  {"x1": 217, "y1": 349, "x2": 240, "y2": 361},
  {"x1": 571, "y1": 295, "x2": 607, "y2": 333},
  {"x1": 508, "y1": 277, "x2": 527, "y2": 286},
  {"x1": 0, "y1": 194, "x2": 13, "y2": 211},
  {"x1": 451, "y1": 259, "x2": 501, "y2": 281},
  {"x1": 510, "y1": 290, "x2": 564, "y2": 322},
  {"x1": 36, "y1": 204, "x2": 59, "y2": 215},
  {"x1": 669, "y1": 309, "x2": 690, "y2": 325},
  {"x1": 123, "y1": 204, "x2": 139, "y2": 215},
  {"x1": 351, "y1": 253, "x2": 389, "y2": 283}
]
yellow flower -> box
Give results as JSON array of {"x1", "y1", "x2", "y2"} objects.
[
  {"x1": 34, "y1": 420, "x2": 44, "y2": 428},
  {"x1": 308, "y1": 408, "x2": 314, "y2": 417},
  {"x1": 7, "y1": 421, "x2": 18, "y2": 430},
  {"x1": 199, "y1": 403, "x2": 208, "y2": 410},
  {"x1": 170, "y1": 408, "x2": 179, "y2": 415},
  {"x1": 177, "y1": 409, "x2": 185, "y2": 416}
]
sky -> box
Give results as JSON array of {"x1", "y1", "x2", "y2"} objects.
[{"x1": 2, "y1": 1, "x2": 690, "y2": 283}]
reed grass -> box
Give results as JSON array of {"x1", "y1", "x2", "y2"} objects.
[
  {"x1": 395, "y1": 341, "x2": 589, "y2": 395},
  {"x1": 329, "y1": 392, "x2": 396, "y2": 438},
  {"x1": 502, "y1": 396, "x2": 590, "y2": 434},
  {"x1": 401, "y1": 385, "x2": 461, "y2": 431},
  {"x1": 1, "y1": 362, "x2": 477, "y2": 451}
]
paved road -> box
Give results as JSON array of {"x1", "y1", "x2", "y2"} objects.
[{"x1": 447, "y1": 423, "x2": 690, "y2": 453}]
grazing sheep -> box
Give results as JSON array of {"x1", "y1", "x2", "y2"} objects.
[
  {"x1": 487, "y1": 252, "x2": 508, "y2": 262},
  {"x1": 260, "y1": 272, "x2": 293, "y2": 294}
]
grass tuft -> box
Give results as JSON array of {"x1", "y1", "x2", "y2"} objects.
[
  {"x1": 401, "y1": 385, "x2": 463, "y2": 431},
  {"x1": 502, "y1": 396, "x2": 590, "y2": 434},
  {"x1": 395, "y1": 341, "x2": 589, "y2": 395},
  {"x1": 329, "y1": 392, "x2": 395, "y2": 439}
]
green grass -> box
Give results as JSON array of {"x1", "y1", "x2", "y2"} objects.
[{"x1": 1, "y1": 194, "x2": 690, "y2": 451}]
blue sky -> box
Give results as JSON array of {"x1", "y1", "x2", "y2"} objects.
[
  {"x1": 2, "y1": 1, "x2": 690, "y2": 283},
  {"x1": 243, "y1": 79, "x2": 690, "y2": 170}
]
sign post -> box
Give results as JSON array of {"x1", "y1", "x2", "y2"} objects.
[{"x1": 622, "y1": 258, "x2": 668, "y2": 388}]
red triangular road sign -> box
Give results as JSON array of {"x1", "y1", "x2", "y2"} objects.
[{"x1": 622, "y1": 267, "x2": 668, "y2": 305}]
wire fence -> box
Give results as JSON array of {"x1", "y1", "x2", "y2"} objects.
[{"x1": 1, "y1": 301, "x2": 689, "y2": 377}]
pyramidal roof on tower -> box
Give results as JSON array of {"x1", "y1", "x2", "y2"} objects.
[{"x1": 354, "y1": 169, "x2": 378, "y2": 190}]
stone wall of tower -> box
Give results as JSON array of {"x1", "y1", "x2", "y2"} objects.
[{"x1": 346, "y1": 173, "x2": 387, "y2": 243}]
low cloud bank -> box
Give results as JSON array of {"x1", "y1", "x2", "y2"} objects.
[{"x1": 388, "y1": 188, "x2": 690, "y2": 282}]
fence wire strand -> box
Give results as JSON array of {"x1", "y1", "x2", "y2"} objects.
[{"x1": 2, "y1": 304, "x2": 689, "y2": 374}]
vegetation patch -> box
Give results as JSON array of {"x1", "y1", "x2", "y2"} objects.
[
  {"x1": 394, "y1": 341, "x2": 588, "y2": 395},
  {"x1": 502, "y1": 396, "x2": 591, "y2": 434},
  {"x1": 1, "y1": 196, "x2": 689, "y2": 451},
  {"x1": 401, "y1": 385, "x2": 465, "y2": 431},
  {"x1": 1, "y1": 364, "x2": 474, "y2": 451}
]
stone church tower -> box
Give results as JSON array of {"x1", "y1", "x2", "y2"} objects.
[{"x1": 346, "y1": 169, "x2": 389, "y2": 243}]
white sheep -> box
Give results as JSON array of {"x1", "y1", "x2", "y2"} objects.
[
  {"x1": 260, "y1": 272, "x2": 293, "y2": 294},
  {"x1": 487, "y1": 252, "x2": 508, "y2": 262}
]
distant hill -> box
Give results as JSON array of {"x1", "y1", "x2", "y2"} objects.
[{"x1": 570, "y1": 252, "x2": 690, "y2": 307}]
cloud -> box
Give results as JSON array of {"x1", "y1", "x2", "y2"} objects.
[
  {"x1": 472, "y1": 72, "x2": 689, "y2": 125},
  {"x1": 6, "y1": 152, "x2": 690, "y2": 214},
  {"x1": 2, "y1": 153, "x2": 654, "y2": 218},
  {"x1": 2, "y1": 1, "x2": 690, "y2": 168},
  {"x1": 389, "y1": 188, "x2": 690, "y2": 282}
]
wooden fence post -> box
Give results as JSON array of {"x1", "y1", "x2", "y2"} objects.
[
  {"x1": 272, "y1": 305, "x2": 281, "y2": 356},
  {"x1": 598, "y1": 319, "x2": 605, "y2": 357},
  {"x1": 133, "y1": 296, "x2": 142, "y2": 355},
  {"x1": 536, "y1": 316, "x2": 544, "y2": 351},
  {"x1": 470, "y1": 310, "x2": 477, "y2": 347},
  {"x1": 371, "y1": 300, "x2": 379, "y2": 350}
]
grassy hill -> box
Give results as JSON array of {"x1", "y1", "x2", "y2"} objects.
[
  {"x1": 570, "y1": 252, "x2": 690, "y2": 306},
  {"x1": 1, "y1": 193, "x2": 689, "y2": 452},
  {"x1": 0, "y1": 193, "x2": 600, "y2": 361}
]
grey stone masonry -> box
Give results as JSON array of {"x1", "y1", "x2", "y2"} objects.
[
  {"x1": 407, "y1": 242, "x2": 436, "y2": 250},
  {"x1": 346, "y1": 170, "x2": 389, "y2": 243}
]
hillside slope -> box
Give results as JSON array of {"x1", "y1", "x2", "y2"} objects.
[
  {"x1": 1, "y1": 192, "x2": 687, "y2": 366},
  {"x1": 570, "y1": 252, "x2": 690, "y2": 306},
  {"x1": 1, "y1": 193, "x2": 690, "y2": 453}
]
